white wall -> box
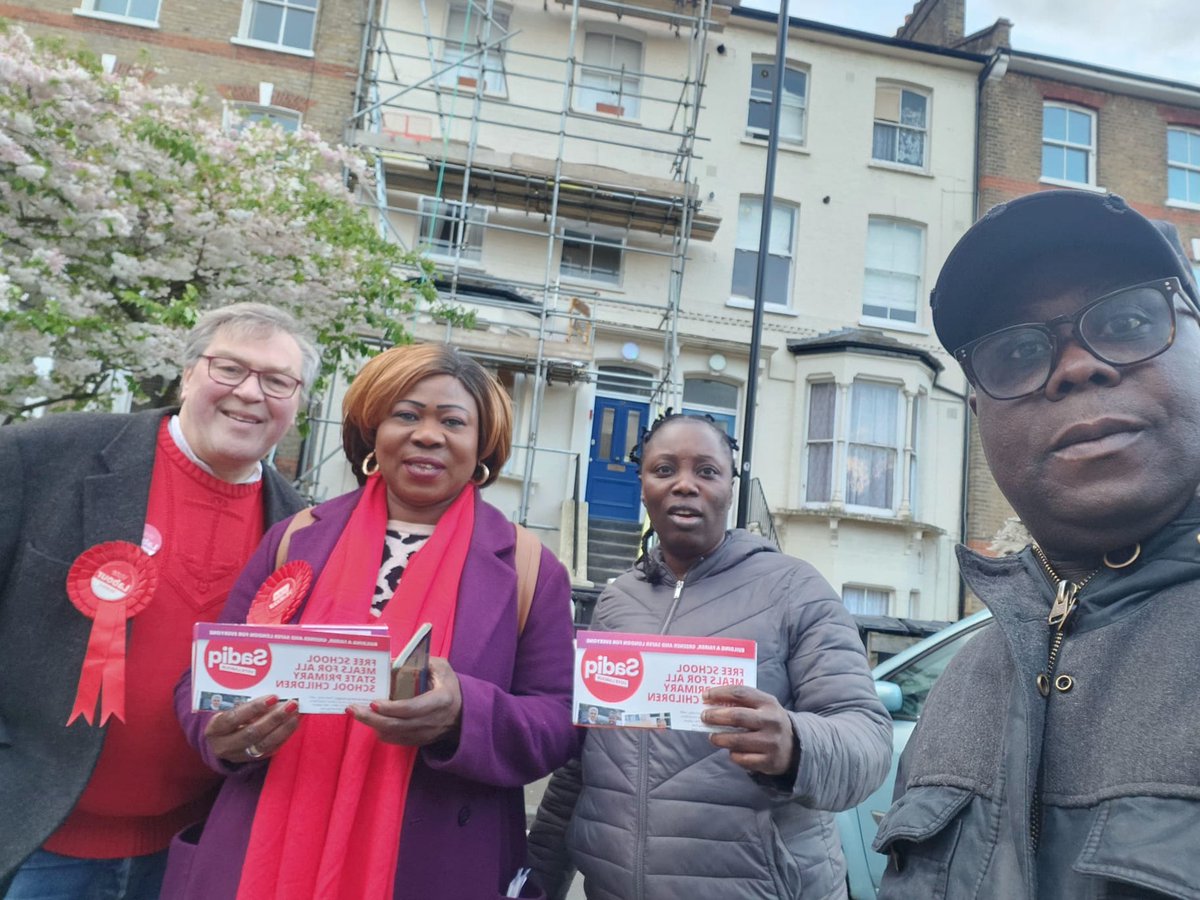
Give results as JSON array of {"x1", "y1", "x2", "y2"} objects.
[{"x1": 353, "y1": 0, "x2": 980, "y2": 618}]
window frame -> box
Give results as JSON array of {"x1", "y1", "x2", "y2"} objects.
[
  {"x1": 1041, "y1": 101, "x2": 1097, "y2": 187},
  {"x1": 872, "y1": 83, "x2": 929, "y2": 170},
  {"x1": 559, "y1": 228, "x2": 625, "y2": 287},
  {"x1": 681, "y1": 377, "x2": 739, "y2": 438},
  {"x1": 1167, "y1": 127, "x2": 1200, "y2": 207},
  {"x1": 225, "y1": 103, "x2": 303, "y2": 134},
  {"x1": 416, "y1": 196, "x2": 488, "y2": 263},
  {"x1": 74, "y1": 0, "x2": 161, "y2": 27},
  {"x1": 802, "y1": 377, "x2": 909, "y2": 515},
  {"x1": 862, "y1": 217, "x2": 925, "y2": 327},
  {"x1": 745, "y1": 59, "x2": 808, "y2": 146},
  {"x1": 437, "y1": 2, "x2": 512, "y2": 97},
  {"x1": 842, "y1": 584, "x2": 892, "y2": 617},
  {"x1": 575, "y1": 31, "x2": 644, "y2": 120},
  {"x1": 844, "y1": 379, "x2": 903, "y2": 513},
  {"x1": 731, "y1": 195, "x2": 798, "y2": 310},
  {"x1": 234, "y1": 0, "x2": 320, "y2": 57},
  {"x1": 803, "y1": 380, "x2": 836, "y2": 504}
]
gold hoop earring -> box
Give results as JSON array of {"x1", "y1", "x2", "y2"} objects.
[
  {"x1": 361, "y1": 450, "x2": 379, "y2": 478},
  {"x1": 471, "y1": 462, "x2": 490, "y2": 485},
  {"x1": 1103, "y1": 543, "x2": 1141, "y2": 569}
]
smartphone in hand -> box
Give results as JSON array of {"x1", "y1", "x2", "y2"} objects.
[{"x1": 390, "y1": 623, "x2": 433, "y2": 701}]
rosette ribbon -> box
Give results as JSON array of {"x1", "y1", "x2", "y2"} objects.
[
  {"x1": 66, "y1": 541, "x2": 158, "y2": 726},
  {"x1": 247, "y1": 560, "x2": 313, "y2": 625}
]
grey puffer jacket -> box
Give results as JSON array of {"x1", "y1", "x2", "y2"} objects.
[
  {"x1": 876, "y1": 502, "x2": 1200, "y2": 900},
  {"x1": 529, "y1": 530, "x2": 892, "y2": 900}
]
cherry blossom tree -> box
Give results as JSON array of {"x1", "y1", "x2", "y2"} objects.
[{"x1": 0, "y1": 24, "x2": 443, "y2": 423}]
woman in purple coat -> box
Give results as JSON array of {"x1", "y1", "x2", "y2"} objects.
[{"x1": 162, "y1": 344, "x2": 576, "y2": 899}]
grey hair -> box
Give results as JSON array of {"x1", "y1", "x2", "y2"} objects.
[{"x1": 182, "y1": 303, "x2": 320, "y2": 401}]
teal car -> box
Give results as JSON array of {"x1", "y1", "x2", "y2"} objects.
[{"x1": 837, "y1": 609, "x2": 994, "y2": 899}]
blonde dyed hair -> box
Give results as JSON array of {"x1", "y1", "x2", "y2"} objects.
[{"x1": 342, "y1": 343, "x2": 513, "y2": 487}]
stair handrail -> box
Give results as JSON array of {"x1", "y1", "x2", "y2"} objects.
[{"x1": 746, "y1": 478, "x2": 780, "y2": 550}]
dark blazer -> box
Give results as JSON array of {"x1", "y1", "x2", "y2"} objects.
[
  {"x1": 0, "y1": 409, "x2": 303, "y2": 885},
  {"x1": 162, "y1": 488, "x2": 576, "y2": 899}
]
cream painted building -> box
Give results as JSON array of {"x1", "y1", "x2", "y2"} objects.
[{"x1": 306, "y1": 0, "x2": 984, "y2": 621}]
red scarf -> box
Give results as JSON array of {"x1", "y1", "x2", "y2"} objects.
[{"x1": 236, "y1": 476, "x2": 475, "y2": 900}]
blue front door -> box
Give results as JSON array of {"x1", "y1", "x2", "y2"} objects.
[{"x1": 585, "y1": 396, "x2": 649, "y2": 522}]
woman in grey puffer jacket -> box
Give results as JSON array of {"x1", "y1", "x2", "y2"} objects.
[{"x1": 529, "y1": 413, "x2": 892, "y2": 900}]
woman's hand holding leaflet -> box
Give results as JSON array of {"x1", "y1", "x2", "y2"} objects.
[
  {"x1": 204, "y1": 694, "x2": 301, "y2": 764},
  {"x1": 701, "y1": 684, "x2": 798, "y2": 777}
]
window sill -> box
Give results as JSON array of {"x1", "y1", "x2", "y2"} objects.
[
  {"x1": 858, "y1": 316, "x2": 930, "y2": 336},
  {"x1": 230, "y1": 36, "x2": 315, "y2": 58},
  {"x1": 726, "y1": 296, "x2": 797, "y2": 317},
  {"x1": 868, "y1": 160, "x2": 933, "y2": 178},
  {"x1": 781, "y1": 505, "x2": 945, "y2": 535},
  {"x1": 424, "y1": 254, "x2": 486, "y2": 272},
  {"x1": 571, "y1": 107, "x2": 643, "y2": 127},
  {"x1": 740, "y1": 135, "x2": 808, "y2": 155},
  {"x1": 1038, "y1": 176, "x2": 1106, "y2": 194},
  {"x1": 73, "y1": 8, "x2": 160, "y2": 28},
  {"x1": 1166, "y1": 198, "x2": 1200, "y2": 212},
  {"x1": 435, "y1": 84, "x2": 509, "y2": 101},
  {"x1": 559, "y1": 276, "x2": 624, "y2": 294}
]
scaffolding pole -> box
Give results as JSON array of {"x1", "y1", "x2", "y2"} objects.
[{"x1": 354, "y1": 0, "x2": 719, "y2": 544}]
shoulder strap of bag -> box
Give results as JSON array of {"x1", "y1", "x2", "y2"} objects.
[
  {"x1": 274, "y1": 506, "x2": 316, "y2": 569},
  {"x1": 274, "y1": 509, "x2": 538, "y2": 629},
  {"x1": 513, "y1": 523, "x2": 542, "y2": 636}
]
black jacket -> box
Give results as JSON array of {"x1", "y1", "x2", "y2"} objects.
[{"x1": 0, "y1": 409, "x2": 303, "y2": 886}]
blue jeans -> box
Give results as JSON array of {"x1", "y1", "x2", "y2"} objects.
[{"x1": 4, "y1": 849, "x2": 167, "y2": 900}]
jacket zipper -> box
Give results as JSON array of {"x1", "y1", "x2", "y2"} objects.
[
  {"x1": 634, "y1": 730, "x2": 650, "y2": 898},
  {"x1": 659, "y1": 578, "x2": 684, "y2": 635},
  {"x1": 1028, "y1": 549, "x2": 1096, "y2": 855},
  {"x1": 634, "y1": 578, "x2": 683, "y2": 898}
]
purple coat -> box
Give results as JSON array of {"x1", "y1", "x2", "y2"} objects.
[{"x1": 162, "y1": 489, "x2": 575, "y2": 899}]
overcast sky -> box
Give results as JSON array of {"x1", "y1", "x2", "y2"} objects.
[{"x1": 741, "y1": 1, "x2": 1200, "y2": 87}]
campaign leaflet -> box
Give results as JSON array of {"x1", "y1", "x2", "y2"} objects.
[
  {"x1": 191, "y1": 623, "x2": 390, "y2": 714},
  {"x1": 573, "y1": 630, "x2": 757, "y2": 733}
]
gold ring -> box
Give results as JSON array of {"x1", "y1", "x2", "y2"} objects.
[{"x1": 245, "y1": 743, "x2": 264, "y2": 759}]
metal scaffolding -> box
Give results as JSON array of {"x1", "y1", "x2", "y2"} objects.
[{"x1": 333, "y1": 0, "x2": 726, "y2": 565}]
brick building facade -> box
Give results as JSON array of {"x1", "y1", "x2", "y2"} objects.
[
  {"x1": 0, "y1": 0, "x2": 367, "y2": 141},
  {"x1": 896, "y1": 0, "x2": 1200, "y2": 610}
]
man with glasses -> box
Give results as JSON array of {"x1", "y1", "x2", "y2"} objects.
[
  {"x1": 0, "y1": 303, "x2": 317, "y2": 899},
  {"x1": 876, "y1": 191, "x2": 1200, "y2": 898}
]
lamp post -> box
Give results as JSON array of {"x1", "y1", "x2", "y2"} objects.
[{"x1": 737, "y1": 0, "x2": 790, "y2": 526}]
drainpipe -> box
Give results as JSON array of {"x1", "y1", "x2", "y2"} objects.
[{"x1": 957, "y1": 48, "x2": 1010, "y2": 619}]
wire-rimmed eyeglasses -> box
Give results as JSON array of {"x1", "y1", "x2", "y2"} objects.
[
  {"x1": 954, "y1": 277, "x2": 1189, "y2": 401},
  {"x1": 202, "y1": 355, "x2": 302, "y2": 399}
]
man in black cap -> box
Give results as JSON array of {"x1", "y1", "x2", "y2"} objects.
[{"x1": 874, "y1": 190, "x2": 1200, "y2": 898}]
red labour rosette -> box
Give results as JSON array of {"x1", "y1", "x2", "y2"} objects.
[
  {"x1": 246, "y1": 560, "x2": 313, "y2": 625},
  {"x1": 66, "y1": 541, "x2": 159, "y2": 726}
]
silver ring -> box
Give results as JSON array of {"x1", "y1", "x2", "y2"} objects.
[{"x1": 245, "y1": 743, "x2": 264, "y2": 759}]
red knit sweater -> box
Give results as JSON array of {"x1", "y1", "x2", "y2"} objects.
[{"x1": 46, "y1": 421, "x2": 265, "y2": 859}]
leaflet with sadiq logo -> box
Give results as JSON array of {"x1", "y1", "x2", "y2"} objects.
[
  {"x1": 573, "y1": 630, "x2": 757, "y2": 732},
  {"x1": 191, "y1": 623, "x2": 391, "y2": 714}
]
